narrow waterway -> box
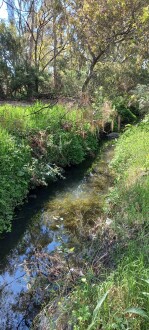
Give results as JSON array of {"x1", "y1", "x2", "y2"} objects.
[{"x1": 0, "y1": 143, "x2": 114, "y2": 330}]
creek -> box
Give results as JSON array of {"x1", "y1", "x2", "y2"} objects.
[{"x1": 0, "y1": 143, "x2": 114, "y2": 330}]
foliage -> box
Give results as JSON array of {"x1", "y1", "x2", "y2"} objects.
[
  {"x1": 70, "y1": 0, "x2": 149, "y2": 92},
  {"x1": 130, "y1": 84, "x2": 149, "y2": 116},
  {"x1": 0, "y1": 128, "x2": 31, "y2": 233},
  {"x1": 60, "y1": 69, "x2": 84, "y2": 97},
  {"x1": 0, "y1": 1, "x2": 149, "y2": 99},
  {"x1": 112, "y1": 96, "x2": 137, "y2": 123},
  {"x1": 92, "y1": 61, "x2": 149, "y2": 101}
]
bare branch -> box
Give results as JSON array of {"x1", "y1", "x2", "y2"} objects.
[
  {"x1": 24, "y1": 99, "x2": 58, "y2": 117},
  {"x1": 41, "y1": 42, "x2": 67, "y2": 73}
]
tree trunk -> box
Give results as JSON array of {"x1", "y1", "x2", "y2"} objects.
[
  {"x1": 82, "y1": 70, "x2": 94, "y2": 93},
  {"x1": 29, "y1": 0, "x2": 35, "y2": 64},
  {"x1": 118, "y1": 115, "x2": 121, "y2": 132},
  {"x1": 111, "y1": 120, "x2": 114, "y2": 132},
  {"x1": 35, "y1": 76, "x2": 39, "y2": 94},
  {"x1": 53, "y1": 5, "x2": 58, "y2": 89},
  {"x1": 82, "y1": 50, "x2": 106, "y2": 93}
]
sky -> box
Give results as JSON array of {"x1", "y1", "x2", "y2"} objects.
[{"x1": 0, "y1": 1, "x2": 8, "y2": 19}]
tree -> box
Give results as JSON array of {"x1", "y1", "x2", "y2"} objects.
[
  {"x1": 17, "y1": 0, "x2": 67, "y2": 93},
  {"x1": 2, "y1": 0, "x2": 67, "y2": 96},
  {"x1": 0, "y1": 22, "x2": 23, "y2": 97},
  {"x1": 7, "y1": 0, "x2": 15, "y2": 23},
  {"x1": 1, "y1": 0, "x2": 149, "y2": 99},
  {"x1": 68, "y1": 0, "x2": 149, "y2": 93}
]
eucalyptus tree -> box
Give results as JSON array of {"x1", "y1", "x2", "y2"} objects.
[
  {"x1": 6, "y1": 0, "x2": 15, "y2": 22},
  {"x1": 3, "y1": 0, "x2": 68, "y2": 95},
  {"x1": 1, "y1": 0, "x2": 149, "y2": 99},
  {"x1": 0, "y1": 21, "x2": 23, "y2": 97},
  {"x1": 67, "y1": 0, "x2": 149, "y2": 93}
]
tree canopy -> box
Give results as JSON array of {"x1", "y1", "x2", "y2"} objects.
[{"x1": 0, "y1": 0, "x2": 149, "y2": 99}]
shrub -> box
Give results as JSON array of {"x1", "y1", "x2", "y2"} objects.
[
  {"x1": 0, "y1": 128, "x2": 31, "y2": 232},
  {"x1": 113, "y1": 96, "x2": 137, "y2": 123}
]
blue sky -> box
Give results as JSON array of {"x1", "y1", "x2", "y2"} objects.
[{"x1": 0, "y1": 1, "x2": 8, "y2": 19}]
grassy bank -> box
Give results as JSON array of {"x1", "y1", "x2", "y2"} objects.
[
  {"x1": 0, "y1": 103, "x2": 99, "y2": 234},
  {"x1": 38, "y1": 117, "x2": 149, "y2": 329}
]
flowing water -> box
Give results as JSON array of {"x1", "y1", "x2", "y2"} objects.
[{"x1": 0, "y1": 144, "x2": 114, "y2": 329}]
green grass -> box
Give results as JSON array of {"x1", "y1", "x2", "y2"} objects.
[
  {"x1": 0, "y1": 103, "x2": 94, "y2": 135},
  {"x1": 55, "y1": 253, "x2": 149, "y2": 330},
  {"x1": 110, "y1": 119, "x2": 149, "y2": 185}
]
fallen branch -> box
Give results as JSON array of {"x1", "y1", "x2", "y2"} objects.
[
  {"x1": 0, "y1": 273, "x2": 26, "y2": 292},
  {"x1": 24, "y1": 99, "x2": 58, "y2": 117}
]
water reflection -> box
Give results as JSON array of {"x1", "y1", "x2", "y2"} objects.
[{"x1": 0, "y1": 208, "x2": 68, "y2": 329}]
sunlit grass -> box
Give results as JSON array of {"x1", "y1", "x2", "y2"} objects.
[
  {"x1": 111, "y1": 117, "x2": 149, "y2": 186},
  {"x1": 48, "y1": 249, "x2": 149, "y2": 330}
]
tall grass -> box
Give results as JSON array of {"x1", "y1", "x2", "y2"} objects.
[
  {"x1": 55, "y1": 254, "x2": 149, "y2": 330},
  {"x1": 0, "y1": 103, "x2": 95, "y2": 134},
  {"x1": 111, "y1": 119, "x2": 149, "y2": 186}
]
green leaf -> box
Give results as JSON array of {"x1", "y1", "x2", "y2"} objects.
[
  {"x1": 18, "y1": 171, "x2": 25, "y2": 176},
  {"x1": 125, "y1": 307, "x2": 149, "y2": 319},
  {"x1": 142, "y1": 292, "x2": 149, "y2": 297},
  {"x1": 87, "y1": 290, "x2": 109, "y2": 330},
  {"x1": 69, "y1": 247, "x2": 75, "y2": 252},
  {"x1": 81, "y1": 278, "x2": 87, "y2": 283},
  {"x1": 93, "y1": 291, "x2": 109, "y2": 316}
]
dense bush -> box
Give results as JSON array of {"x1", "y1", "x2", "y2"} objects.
[
  {"x1": 130, "y1": 84, "x2": 149, "y2": 116},
  {"x1": 0, "y1": 128, "x2": 31, "y2": 232},
  {"x1": 112, "y1": 96, "x2": 137, "y2": 123}
]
